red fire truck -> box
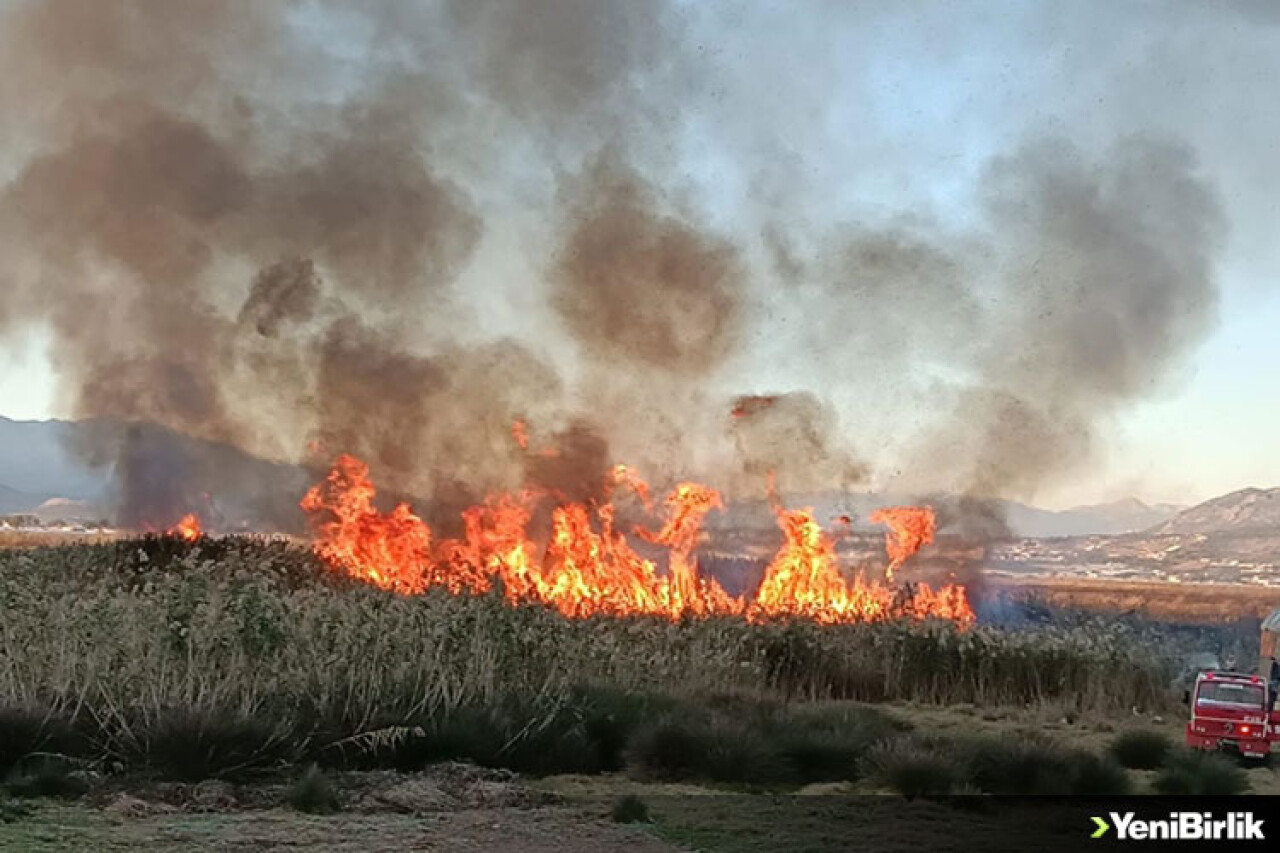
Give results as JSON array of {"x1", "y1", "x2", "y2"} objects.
[{"x1": 1185, "y1": 608, "x2": 1280, "y2": 759}]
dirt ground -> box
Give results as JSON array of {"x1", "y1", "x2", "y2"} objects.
[
  {"x1": 0, "y1": 763, "x2": 681, "y2": 853},
  {"x1": 0, "y1": 804, "x2": 680, "y2": 853}
]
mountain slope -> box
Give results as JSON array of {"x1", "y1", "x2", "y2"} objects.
[
  {"x1": 1154, "y1": 487, "x2": 1280, "y2": 535},
  {"x1": 705, "y1": 491, "x2": 1183, "y2": 538},
  {"x1": 0, "y1": 416, "x2": 109, "y2": 501},
  {"x1": 0, "y1": 416, "x2": 309, "y2": 530},
  {"x1": 0, "y1": 481, "x2": 48, "y2": 515}
]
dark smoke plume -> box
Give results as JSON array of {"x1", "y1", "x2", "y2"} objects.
[
  {"x1": 552, "y1": 157, "x2": 745, "y2": 375},
  {"x1": 729, "y1": 392, "x2": 867, "y2": 496},
  {"x1": 0, "y1": 0, "x2": 1247, "y2": 540},
  {"x1": 238, "y1": 257, "x2": 321, "y2": 338}
]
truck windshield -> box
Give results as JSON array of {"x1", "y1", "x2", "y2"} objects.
[{"x1": 1196, "y1": 681, "x2": 1265, "y2": 709}]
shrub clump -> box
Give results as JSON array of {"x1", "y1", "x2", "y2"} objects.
[
  {"x1": 1066, "y1": 752, "x2": 1132, "y2": 795},
  {"x1": 3, "y1": 755, "x2": 89, "y2": 799},
  {"x1": 611, "y1": 794, "x2": 651, "y2": 824},
  {"x1": 774, "y1": 704, "x2": 909, "y2": 783},
  {"x1": 287, "y1": 764, "x2": 341, "y2": 814},
  {"x1": 861, "y1": 738, "x2": 963, "y2": 796},
  {"x1": 1108, "y1": 729, "x2": 1172, "y2": 770},
  {"x1": 954, "y1": 734, "x2": 1129, "y2": 795},
  {"x1": 0, "y1": 707, "x2": 81, "y2": 776},
  {"x1": 1153, "y1": 750, "x2": 1248, "y2": 795},
  {"x1": 0, "y1": 798, "x2": 33, "y2": 824},
  {"x1": 626, "y1": 714, "x2": 793, "y2": 786},
  {"x1": 127, "y1": 708, "x2": 299, "y2": 782}
]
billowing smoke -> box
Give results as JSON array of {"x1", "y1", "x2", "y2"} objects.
[
  {"x1": 768, "y1": 136, "x2": 1224, "y2": 537},
  {"x1": 0, "y1": 0, "x2": 1250, "y2": 536},
  {"x1": 729, "y1": 392, "x2": 866, "y2": 496},
  {"x1": 552, "y1": 157, "x2": 745, "y2": 375}
]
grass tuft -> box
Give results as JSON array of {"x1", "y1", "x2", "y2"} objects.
[
  {"x1": 861, "y1": 738, "x2": 962, "y2": 796},
  {"x1": 625, "y1": 712, "x2": 795, "y2": 786},
  {"x1": 287, "y1": 764, "x2": 341, "y2": 814},
  {"x1": 129, "y1": 708, "x2": 299, "y2": 782},
  {"x1": 1065, "y1": 751, "x2": 1132, "y2": 795},
  {"x1": 611, "y1": 794, "x2": 651, "y2": 824},
  {"x1": 773, "y1": 704, "x2": 907, "y2": 783},
  {"x1": 1152, "y1": 749, "x2": 1249, "y2": 795},
  {"x1": 1108, "y1": 729, "x2": 1172, "y2": 770},
  {"x1": 4, "y1": 755, "x2": 89, "y2": 799},
  {"x1": 0, "y1": 798, "x2": 33, "y2": 823}
]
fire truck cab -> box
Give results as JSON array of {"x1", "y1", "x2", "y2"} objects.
[
  {"x1": 1185, "y1": 608, "x2": 1280, "y2": 759},
  {"x1": 1185, "y1": 670, "x2": 1277, "y2": 759}
]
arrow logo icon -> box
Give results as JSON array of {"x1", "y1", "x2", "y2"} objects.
[{"x1": 1091, "y1": 816, "x2": 1111, "y2": 839}]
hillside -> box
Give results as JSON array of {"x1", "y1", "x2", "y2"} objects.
[
  {"x1": 0, "y1": 416, "x2": 309, "y2": 530},
  {"x1": 1154, "y1": 487, "x2": 1280, "y2": 535},
  {"x1": 1004, "y1": 497, "x2": 1183, "y2": 537},
  {"x1": 0, "y1": 481, "x2": 48, "y2": 515},
  {"x1": 0, "y1": 416, "x2": 109, "y2": 501},
  {"x1": 707, "y1": 492, "x2": 1182, "y2": 538}
]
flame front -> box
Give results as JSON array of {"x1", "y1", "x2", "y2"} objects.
[
  {"x1": 868, "y1": 506, "x2": 937, "y2": 580},
  {"x1": 169, "y1": 513, "x2": 203, "y2": 542},
  {"x1": 301, "y1": 454, "x2": 973, "y2": 626}
]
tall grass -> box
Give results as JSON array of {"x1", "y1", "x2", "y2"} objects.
[{"x1": 0, "y1": 537, "x2": 1179, "y2": 777}]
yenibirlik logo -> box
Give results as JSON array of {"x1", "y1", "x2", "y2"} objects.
[{"x1": 1091, "y1": 812, "x2": 1265, "y2": 841}]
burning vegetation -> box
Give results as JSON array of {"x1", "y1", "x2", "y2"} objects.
[
  {"x1": 168, "y1": 513, "x2": 203, "y2": 542},
  {"x1": 299, "y1": 453, "x2": 972, "y2": 625}
]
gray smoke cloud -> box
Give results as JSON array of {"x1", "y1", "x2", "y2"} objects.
[{"x1": 0, "y1": 0, "x2": 1264, "y2": 532}]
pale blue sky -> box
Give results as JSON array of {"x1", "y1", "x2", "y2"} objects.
[{"x1": 1, "y1": 1, "x2": 1277, "y2": 509}]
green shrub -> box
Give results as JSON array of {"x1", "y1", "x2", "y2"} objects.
[
  {"x1": 773, "y1": 704, "x2": 907, "y2": 783},
  {"x1": 129, "y1": 708, "x2": 299, "y2": 781},
  {"x1": 4, "y1": 755, "x2": 89, "y2": 799},
  {"x1": 1065, "y1": 752, "x2": 1131, "y2": 795},
  {"x1": 287, "y1": 764, "x2": 340, "y2": 814},
  {"x1": 625, "y1": 714, "x2": 793, "y2": 786},
  {"x1": 861, "y1": 738, "x2": 962, "y2": 796},
  {"x1": 626, "y1": 716, "x2": 711, "y2": 782},
  {"x1": 1153, "y1": 750, "x2": 1248, "y2": 795},
  {"x1": 1108, "y1": 729, "x2": 1172, "y2": 770},
  {"x1": 958, "y1": 735, "x2": 1077, "y2": 795},
  {"x1": 0, "y1": 708, "x2": 83, "y2": 776},
  {"x1": 0, "y1": 707, "x2": 55, "y2": 775},
  {"x1": 611, "y1": 794, "x2": 651, "y2": 824},
  {"x1": 0, "y1": 799, "x2": 33, "y2": 823},
  {"x1": 902, "y1": 733, "x2": 1131, "y2": 796}
]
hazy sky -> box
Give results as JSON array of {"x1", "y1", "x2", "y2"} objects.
[{"x1": 1, "y1": 1, "x2": 1278, "y2": 510}]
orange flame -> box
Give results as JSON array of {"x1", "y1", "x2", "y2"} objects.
[
  {"x1": 169, "y1": 513, "x2": 203, "y2": 542},
  {"x1": 869, "y1": 506, "x2": 937, "y2": 580},
  {"x1": 730, "y1": 394, "x2": 778, "y2": 419},
  {"x1": 511, "y1": 419, "x2": 529, "y2": 450},
  {"x1": 301, "y1": 455, "x2": 973, "y2": 626},
  {"x1": 300, "y1": 455, "x2": 437, "y2": 594}
]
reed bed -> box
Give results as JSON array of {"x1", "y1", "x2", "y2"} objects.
[{"x1": 0, "y1": 536, "x2": 1182, "y2": 778}]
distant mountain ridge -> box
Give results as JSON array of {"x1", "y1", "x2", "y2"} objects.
[
  {"x1": 1153, "y1": 487, "x2": 1280, "y2": 535},
  {"x1": 706, "y1": 491, "x2": 1184, "y2": 538},
  {"x1": 0, "y1": 416, "x2": 110, "y2": 502},
  {"x1": 0, "y1": 480, "x2": 49, "y2": 515},
  {"x1": 0, "y1": 415, "x2": 307, "y2": 529},
  {"x1": 1006, "y1": 497, "x2": 1186, "y2": 538}
]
